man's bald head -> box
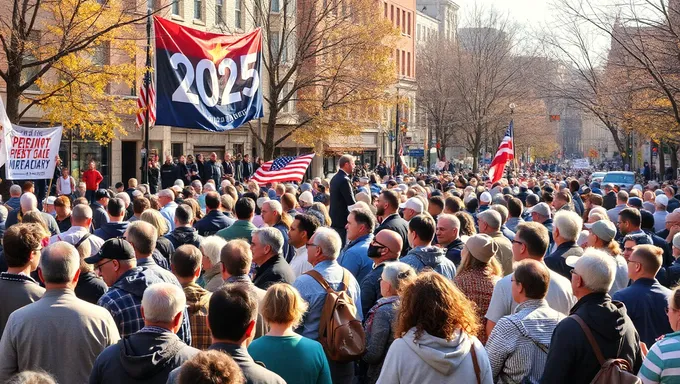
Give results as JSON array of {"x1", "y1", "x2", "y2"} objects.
[{"x1": 375, "y1": 229, "x2": 402, "y2": 257}]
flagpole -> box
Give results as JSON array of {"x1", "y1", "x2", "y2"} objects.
[
  {"x1": 394, "y1": 88, "x2": 400, "y2": 176},
  {"x1": 142, "y1": 9, "x2": 151, "y2": 185},
  {"x1": 507, "y1": 103, "x2": 515, "y2": 181}
]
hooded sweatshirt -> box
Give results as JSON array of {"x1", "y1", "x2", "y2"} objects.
[
  {"x1": 376, "y1": 327, "x2": 492, "y2": 384},
  {"x1": 400, "y1": 246, "x2": 457, "y2": 280},
  {"x1": 89, "y1": 329, "x2": 198, "y2": 384},
  {"x1": 94, "y1": 221, "x2": 129, "y2": 241},
  {"x1": 165, "y1": 226, "x2": 204, "y2": 249}
]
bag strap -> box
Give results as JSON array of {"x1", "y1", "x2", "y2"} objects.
[
  {"x1": 305, "y1": 270, "x2": 334, "y2": 294},
  {"x1": 508, "y1": 320, "x2": 549, "y2": 354},
  {"x1": 341, "y1": 270, "x2": 350, "y2": 292},
  {"x1": 470, "y1": 345, "x2": 481, "y2": 384},
  {"x1": 571, "y1": 314, "x2": 606, "y2": 365}
]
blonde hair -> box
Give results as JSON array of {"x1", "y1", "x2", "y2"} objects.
[
  {"x1": 141, "y1": 209, "x2": 169, "y2": 236},
  {"x1": 261, "y1": 283, "x2": 308, "y2": 328}
]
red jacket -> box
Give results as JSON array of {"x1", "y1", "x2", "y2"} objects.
[{"x1": 81, "y1": 169, "x2": 103, "y2": 191}]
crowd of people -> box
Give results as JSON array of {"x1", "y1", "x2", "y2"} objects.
[{"x1": 2, "y1": 152, "x2": 680, "y2": 383}]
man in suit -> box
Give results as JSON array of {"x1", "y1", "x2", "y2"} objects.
[
  {"x1": 374, "y1": 189, "x2": 409, "y2": 255},
  {"x1": 329, "y1": 154, "x2": 356, "y2": 245},
  {"x1": 603, "y1": 183, "x2": 617, "y2": 210},
  {"x1": 242, "y1": 154, "x2": 253, "y2": 181}
]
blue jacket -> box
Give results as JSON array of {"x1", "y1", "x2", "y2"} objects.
[
  {"x1": 165, "y1": 226, "x2": 203, "y2": 250},
  {"x1": 193, "y1": 210, "x2": 234, "y2": 236},
  {"x1": 443, "y1": 238, "x2": 464, "y2": 266},
  {"x1": 360, "y1": 263, "x2": 385, "y2": 319},
  {"x1": 612, "y1": 278, "x2": 672, "y2": 347},
  {"x1": 544, "y1": 241, "x2": 584, "y2": 279},
  {"x1": 401, "y1": 245, "x2": 456, "y2": 279},
  {"x1": 338, "y1": 233, "x2": 374, "y2": 283},
  {"x1": 94, "y1": 221, "x2": 129, "y2": 241},
  {"x1": 274, "y1": 223, "x2": 295, "y2": 264}
]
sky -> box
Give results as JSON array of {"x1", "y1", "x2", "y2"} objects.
[{"x1": 459, "y1": 0, "x2": 555, "y2": 28}]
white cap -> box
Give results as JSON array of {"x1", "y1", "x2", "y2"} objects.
[
  {"x1": 399, "y1": 197, "x2": 424, "y2": 213},
  {"x1": 480, "y1": 191, "x2": 492, "y2": 203},
  {"x1": 656, "y1": 194, "x2": 669, "y2": 207},
  {"x1": 397, "y1": 184, "x2": 409, "y2": 193},
  {"x1": 45, "y1": 196, "x2": 57, "y2": 205},
  {"x1": 348, "y1": 201, "x2": 372, "y2": 211},
  {"x1": 299, "y1": 191, "x2": 313, "y2": 206}
]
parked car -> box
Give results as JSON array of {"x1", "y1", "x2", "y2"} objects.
[
  {"x1": 591, "y1": 172, "x2": 606, "y2": 184},
  {"x1": 602, "y1": 171, "x2": 635, "y2": 190}
]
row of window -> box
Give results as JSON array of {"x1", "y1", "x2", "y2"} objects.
[
  {"x1": 171, "y1": 0, "x2": 243, "y2": 29},
  {"x1": 383, "y1": 2, "x2": 412, "y2": 36},
  {"x1": 416, "y1": 24, "x2": 437, "y2": 42},
  {"x1": 395, "y1": 48, "x2": 412, "y2": 78}
]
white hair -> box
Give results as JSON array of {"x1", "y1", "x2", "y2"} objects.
[
  {"x1": 141, "y1": 283, "x2": 186, "y2": 323},
  {"x1": 174, "y1": 179, "x2": 185, "y2": 188},
  {"x1": 264, "y1": 200, "x2": 283, "y2": 215},
  {"x1": 575, "y1": 248, "x2": 616, "y2": 293},
  {"x1": 116, "y1": 192, "x2": 131, "y2": 207},
  {"x1": 203, "y1": 183, "x2": 216, "y2": 192},
  {"x1": 312, "y1": 227, "x2": 342, "y2": 260},
  {"x1": 554, "y1": 210, "x2": 583, "y2": 242},
  {"x1": 437, "y1": 213, "x2": 460, "y2": 230},
  {"x1": 200, "y1": 236, "x2": 228, "y2": 265},
  {"x1": 158, "y1": 189, "x2": 174, "y2": 199},
  {"x1": 478, "y1": 209, "x2": 501, "y2": 230},
  {"x1": 20, "y1": 193, "x2": 37, "y2": 211},
  {"x1": 39, "y1": 242, "x2": 80, "y2": 284},
  {"x1": 78, "y1": 182, "x2": 86, "y2": 189},
  {"x1": 131, "y1": 190, "x2": 143, "y2": 199},
  {"x1": 588, "y1": 206, "x2": 607, "y2": 219},
  {"x1": 9, "y1": 185, "x2": 21, "y2": 196},
  {"x1": 254, "y1": 227, "x2": 284, "y2": 255}
]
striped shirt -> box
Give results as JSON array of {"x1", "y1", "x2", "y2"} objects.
[{"x1": 639, "y1": 331, "x2": 680, "y2": 383}]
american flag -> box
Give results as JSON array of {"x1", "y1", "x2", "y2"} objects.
[
  {"x1": 250, "y1": 153, "x2": 315, "y2": 185},
  {"x1": 488, "y1": 120, "x2": 514, "y2": 183},
  {"x1": 136, "y1": 74, "x2": 156, "y2": 128}
]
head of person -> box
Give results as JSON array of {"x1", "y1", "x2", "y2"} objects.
[
  {"x1": 251, "y1": 227, "x2": 283, "y2": 266},
  {"x1": 114, "y1": 182, "x2": 125, "y2": 193},
  {"x1": 125, "y1": 221, "x2": 158, "y2": 258},
  {"x1": 85, "y1": 238, "x2": 137, "y2": 286},
  {"x1": 209, "y1": 284, "x2": 258, "y2": 344},
  {"x1": 477, "y1": 209, "x2": 501, "y2": 235},
  {"x1": 195, "y1": 236, "x2": 225, "y2": 273},
  {"x1": 627, "y1": 244, "x2": 663, "y2": 281},
  {"x1": 459, "y1": 233, "x2": 502, "y2": 277},
  {"x1": 617, "y1": 190, "x2": 629, "y2": 205},
  {"x1": 140, "y1": 209, "x2": 169, "y2": 237},
  {"x1": 289, "y1": 214, "x2": 319, "y2": 249},
  {"x1": 38, "y1": 242, "x2": 81, "y2": 289},
  {"x1": 368, "y1": 229, "x2": 402, "y2": 262},
  {"x1": 407, "y1": 214, "x2": 436, "y2": 248},
  {"x1": 507, "y1": 197, "x2": 523, "y2": 219},
  {"x1": 306, "y1": 227, "x2": 341, "y2": 266},
  {"x1": 106, "y1": 198, "x2": 125, "y2": 222},
  {"x1": 339, "y1": 154, "x2": 355, "y2": 174},
  {"x1": 566, "y1": 248, "x2": 616, "y2": 299},
  {"x1": 345, "y1": 208, "x2": 375, "y2": 242},
  {"x1": 261, "y1": 200, "x2": 283, "y2": 226},
  {"x1": 6, "y1": 371, "x2": 57, "y2": 384},
  {"x1": 132, "y1": 197, "x2": 150, "y2": 218},
  {"x1": 618, "y1": 207, "x2": 641, "y2": 235},
  {"x1": 19, "y1": 193, "x2": 37, "y2": 213},
  {"x1": 553, "y1": 210, "x2": 583, "y2": 246},
  {"x1": 395, "y1": 272, "x2": 480, "y2": 341},
  {"x1": 234, "y1": 197, "x2": 256, "y2": 221},
  {"x1": 53, "y1": 196, "x2": 71, "y2": 219},
  {"x1": 141, "y1": 283, "x2": 186, "y2": 334},
  {"x1": 552, "y1": 191, "x2": 572, "y2": 210},
  {"x1": 220, "y1": 239, "x2": 252, "y2": 280},
  {"x1": 174, "y1": 204, "x2": 194, "y2": 228},
  {"x1": 261, "y1": 283, "x2": 308, "y2": 330},
  {"x1": 177, "y1": 350, "x2": 244, "y2": 384},
  {"x1": 380, "y1": 262, "x2": 416, "y2": 298},
  {"x1": 444, "y1": 196, "x2": 464, "y2": 214},
  {"x1": 43, "y1": 196, "x2": 56, "y2": 215},
  {"x1": 428, "y1": 196, "x2": 444, "y2": 217},
  {"x1": 377, "y1": 190, "x2": 400, "y2": 217},
  {"x1": 158, "y1": 189, "x2": 175, "y2": 207},
  {"x1": 3, "y1": 224, "x2": 44, "y2": 272},
  {"x1": 666, "y1": 287, "x2": 680, "y2": 332},
  {"x1": 435, "y1": 214, "x2": 460, "y2": 247},
  {"x1": 88, "y1": 161, "x2": 95, "y2": 170},
  {"x1": 9, "y1": 184, "x2": 21, "y2": 198},
  {"x1": 513, "y1": 222, "x2": 549, "y2": 261},
  {"x1": 171, "y1": 244, "x2": 203, "y2": 284},
  {"x1": 586, "y1": 219, "x2": 619, "y2": 251},
  {"x1": 281, "y1": 193, "x2": 297, "y2": 213},
  {"x1": 400, "y1": 197, "x2": 424, "y2": 221},
  {"x1": 511, "y1": 259, "x2": 551, "y2": 304},
  {"x1": 116, "y1": 192, "x2": 131, "y2": 209},
  {"x1": 529, "y1": 202, "x2": 551, "y2": 224},
  {"x1": 666, "y1": 186, "x2": 676, "y2": 199},
  {"x1": 673, "y1": 233, "x2": 680, "y2": 259}
]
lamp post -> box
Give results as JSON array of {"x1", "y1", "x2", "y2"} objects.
[{"x1": 394, "y1": 88, "x2": 401, "y2": 176}]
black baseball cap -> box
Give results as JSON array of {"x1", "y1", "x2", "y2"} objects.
[{"x1": 84, "y1": 238, "x2": 135, "y2": 264}]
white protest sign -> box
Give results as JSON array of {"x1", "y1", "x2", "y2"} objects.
[{"x1": 5, "y1": 126, "x2": 62, "y2": 180}]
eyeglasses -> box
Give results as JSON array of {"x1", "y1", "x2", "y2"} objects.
[
  {"x1": 511, "y1": 240, "x2": 525, "y2": 246},
  {"x1": 305, "y1": 242, "x2": 318, "y2": 248},
  {"x1": 570, "y1": 269, "x2": 579, "y2": 277},
  {"x1": 94, "y1": 259, "x2": 114, "y2": 273},
  {"x1": 626, "y1": 259, "x2": 641, "y2": 266}
]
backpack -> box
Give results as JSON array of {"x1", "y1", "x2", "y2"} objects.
[
  {"x1": 571, "y1": 315, "x2": 641, "y2": 384},
  {"x1": 305, "y1": 269, "x2": 365, "y2": 362}
]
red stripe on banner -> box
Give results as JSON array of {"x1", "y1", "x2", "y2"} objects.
[
  {"x1": 250, "y1": 154, "x2": 314, "y2": 185},
  {"x1": 154, "y1": 16, "x2": 261, "y2": 59},
  {"x1": 488, "y1": 134, "x2": 514, "y2": 183}
]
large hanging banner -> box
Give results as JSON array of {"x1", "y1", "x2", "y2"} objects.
[
  {"x1": 154, "y1": 16, "x2": 263, "y2": 132},
  {"x1": 4, "y1": 125, "x2": 62, "y2": 180}
]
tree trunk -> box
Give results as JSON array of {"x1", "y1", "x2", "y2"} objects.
[
  {"x1": 5, "y1": 69, "x2": 22, "y2": 124},
  {"x1": 608, "y1": 127, "x2": 630, "y2": 170},
  {"x1": 659, "y1": 143, "x2": 665, "y2": 182},
  {"x1": 671, "y1": 144, "x2": 679, "y2": 180}
]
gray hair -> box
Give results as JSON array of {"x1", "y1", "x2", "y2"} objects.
[
  {"x1": 191, "y1": 180, "x2": 202, "y2": 193},
  {"x1": 9, "y1": 185, "x2": 21, "y2": 196},
  {"x1": 20, "y1": 193, "x2": 37, "y2": 212},
  {"x1": 574, "y1": 248, "x2": 616, "y2": 293},
  {"x1": 490, "y1": 204, "x2": 509, "y2": 224},
  {"x1": 478, "y1": 209, "x2": 501, "y2": 230},
  {"x1": 264, "y1": 200, "x2": 283, "y2": 215},
  {"x1": 116, "y1": 192, "x2": 131, "y2": 208},
  {"x1": 127, "y1": 221, "x2": 158, "y2": 256},
  {"x1": 554, "y1": 210, "x2": 583, "y2": 242},
  {"x1": 203, "y1": 183, "x2": 216, "y2": 192},
  {"x1": 0, "y1": 205, "x2": 8, "y2": 222},
  {"x1": 312, "y1": 227, "x2": 342, "y2": 260},
  {"x1": 6, "y1": 371, "x2": 56, "y2": 384},
  {"x1": 338, "y1": 154, "x2": 354, "y2": 168},
  {"x1": 200, "y1": 236, "x2": 227, "y2": 265},
  {"x1": 141, "y1": 283, "x2": 186, "y2": 323},
  {"x1": 158, "y1": 189, "x2": 174, "y2": 199},
  {"x1": 437, "y1": 213, "x2": 460, "y2": 230},
  {"x1": 39, "y1": 242, "x2": 80, "y2": 284},
  {"x1": 254, "y1": 227, "x2": 283, "y2": 256},
  {"x1": 381, "y1": 261, "x2": 415, "y2": 292},
  {"x1": 71, "y1": 204, "x2": 93, "y2": 225}
]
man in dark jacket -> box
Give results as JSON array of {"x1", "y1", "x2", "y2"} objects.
[
  {"x1": 251, "y1": 227, "x2": 295, "y2": 290},
  {"x1": 5, "y1": 193, "x2": 60, "y2": 236},
  {"x1": 166, "y1": 284, "x2": 285, "y2": 384},
  {"x1": 603, "y1": 183, "x2": 617, "y2": 210},
  {"x1": 147, "y1": 158, "x2": 161, "y2": 194},
  {"x1": 89, "y1": 283, "x2": 199, "y2": 384},
  {"x1": 206, "y1": 152, "x2": 223, "y2": 182},
  {"x1": 374, "y1": 189, "x2": 409, "y2": 256},
  {"x1": 540, "y1": 250, "x2": 643, "y2": 384},
  {"x1": 193, "y1": 192, "x2": 234, "y2": 236},
  {"x1": 177, "y1": 155, "x2": 189, "y2": 185},
  {"x1": 165, "y1": 205, "x2": 204, "y2": 250},
  {"x1": 94, "y1": 198, "x2": 129, "y2": 241},
  {"x1": 329, "y1": 155, "x2": 356, "y2": 245},
  {"x1": 90, "y1": 189, "x2": 110, "y2": 230},
  {"x1": 160, "y1": 155, "x2": 180, "y2": 190},
  {"x1": 221, "y1": 153, "x2": 234, "y2": 179},
  {"x1": 544, "y1": 210, "x2": 584, "y2": 279},
  {"x1": 242, "y1": 154, "x2": 253, "y2": 181},
  {"x1": 361, "y1": 229, "x2": 401, "y2": 318}
]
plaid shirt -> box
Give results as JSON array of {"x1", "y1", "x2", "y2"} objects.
[{"x1": 183, "y1": 282, "x2": 211, "y2": 350}]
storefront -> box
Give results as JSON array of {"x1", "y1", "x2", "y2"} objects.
[{"x1": 59, "y1": 129, "x2": 112, "y2": 188}]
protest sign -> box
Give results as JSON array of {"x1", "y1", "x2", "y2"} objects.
[{"x1": 4, "y1": 126, "x2": 62, "y2": 180}]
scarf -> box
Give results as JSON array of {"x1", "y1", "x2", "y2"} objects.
[{"x1": 365, "y1": 296, "x2": 398, "y2": 333}]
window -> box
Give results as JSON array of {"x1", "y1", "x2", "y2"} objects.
[
  {"x1": 194, "y1": 0, "x2": 202, "y2": 20},
  {"x1": 172, "y1": 0, "x2": 180, "y2": 15},
  {"x1": 172, "y1": 143, "x2": 184, "y2": 159},
  {"x1": 407, "y1": 13, "x2": 411, "y2": 35},
  {"x1": 407, "y1": 52, "x2": 411, "y2": 77},
  {"x1": 281, "y1": 83, "x2": 296, "y2": 113},
  {"x1": 384, "y1": 2, "x2": 387, "y2": 18},
  {"x1": 271, "y1": 32, "x2": 280, "y2": 61},
  {"x1": 235, "y1": 0, "x2": 242, "y2": 28},
  {"x1": 401, "y1": 50, "x2": 405, "y2": 76},
  {"x1": 271, "y1": 0, "x2": 280, "y2": 13},
  {"x1": 395, "y1": 49, "x2": 399, "y2": 74},
  {"x1": 390, "y1": 5, "x2": 394, "y2": 22},
  {"x1": 402, "y1": 10, "x2": 405, "y2": 33},
  {"x1": 92, "y1": 43, "x2": 109, "y2": 67},
  {"x1": 21, "y1": 55, "x2": 40, "y2": 91},
  {"x1": 215, "y1": 0, "x2": 224, "y2": 24},
  {"x1": 396, "y1": 7, "x2": 400, "y2": 27}
]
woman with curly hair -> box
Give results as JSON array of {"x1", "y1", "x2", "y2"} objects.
[
  {"x1": 454, "y1": 211, "x2": 477, "y2": 241},
  {"x1": 376, "y1": 272, "x2": 492, "y2": 384}
]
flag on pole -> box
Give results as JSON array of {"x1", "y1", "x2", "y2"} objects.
[
  {"x1": 136, "y1": 75, "x2": 156, "y2": 128},
  {"x1": 0, "y1": 96, "x2": 12, "y2": 168},
  {"x1": 250, "y1": 153, "x2": 315, "y2": 185},
  {"x1": 488, "y1": 121, "x2": 514, "y2": 183}
]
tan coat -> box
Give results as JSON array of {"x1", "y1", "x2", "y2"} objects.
[{"x1": 489, "y1": 231, "x2": 514, "y2": 276}]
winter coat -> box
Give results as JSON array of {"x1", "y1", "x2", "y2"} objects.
[{"x1": 400, "y1": 245, "x2": 457, "y2": 280}]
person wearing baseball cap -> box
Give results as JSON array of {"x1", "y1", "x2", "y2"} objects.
[
  {"x1": 479, "y1": 191, "x2": 492, "y2": 212},
  {"x1": 399, "y1": 197, "x2": 424, "y2": 221},
  {"x1": 664, "y1": 233, "x2": 680, "y2": 287},
  {"x1": 529, "y1": 202, "x2": 554, "y2": 249},
  {"x1": 584, "y1": 220, "x2": 628, "y2": 295},
  {"x1": 654, "y1": 194, "x2": 669, "y2": 233}
]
